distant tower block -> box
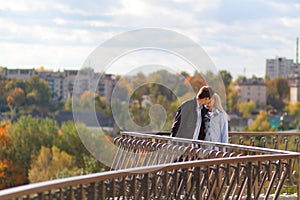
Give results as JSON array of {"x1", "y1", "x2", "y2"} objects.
[{"x1": 297, "y1": 37, "x2": 299, "y2": 65}]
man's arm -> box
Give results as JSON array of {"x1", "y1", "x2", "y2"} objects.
[{"x1": 171, "y1": 106, "x2": 181, "y2": 137}]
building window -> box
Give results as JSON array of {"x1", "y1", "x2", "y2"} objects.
[
  {"x1": 20, "y1": 70, "x2": 29, "y2": 74},
  {"x1": 9, "y1": 70, "x2": 18, "y2": 74}
]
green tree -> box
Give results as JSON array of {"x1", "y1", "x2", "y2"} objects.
[
  {"x1": 275, "y1": 78, "x2": 289, "y2": 101},
  {"x1": 7, "y1": 116, "x2": 58, "y2": 184},
  {"x1": 0, "y1": 79, "x2": 7, "y2": 110},
  {"x1": 53, "y1": 121, "x2": 89, "y2": 168},
  {"x1": 219, "y1": 70, "x2": 232, "y2": 93},
  {"x1": 266, "y1": 78, "x2": 289, "y2": 111},
  {"x1": 287, "y1": 102, "x2": 300, "y2": 129},
  {"x1": 180, "y1": 71, "x2": 190, "y2": 78},
  {"x1": 26, "y1": 75, "x2": 51, "y2": 106},
  {"x1": 5, "y1": 78, "x2": 26, "y2": 92},
  {"x1": 63, "y1": 98, "x2": 72, "y2": 110}
]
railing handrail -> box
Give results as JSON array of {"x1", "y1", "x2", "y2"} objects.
[
  {"x1": 121, "y1": 131, "x2": 298, "y2": 155},
  {"x1": 0, "y1": 153, "x2": 299, "y2": 200},
  {"x1": 141, "y1": 130, "x2": 300, "y2": 136},
  {"x1": 229, "y1": 131, "x2": 300, "y2": 136}
]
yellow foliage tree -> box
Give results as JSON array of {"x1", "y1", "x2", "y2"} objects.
[
  {"x1": 29, "y1": 146, "x2": 79, "y2": 183},
  {"x1": 287, "y1": 102, "x2": 300, "y2": 115},
  {"x1": 237, "y1": 100, "x2": 256, "y2": 119},
  {"x1": 247, "y1": 110, "x2": 273, "y2": 131},
  {"x1": 287, "y1": 101, "x2": 300, "y2": 129},
  {"x1": 7, "y1": 87, "x2": 25, "y2": 120}
]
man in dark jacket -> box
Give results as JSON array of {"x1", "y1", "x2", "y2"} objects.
[{"x1": 171, "y1": 86, "x2": 215, "y2": 140}]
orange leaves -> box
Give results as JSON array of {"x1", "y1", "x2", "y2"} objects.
[
  {"x1": 0, "y1": 160, "x2": 7, "y2": 177},
  {"x1": 0, "y1": 159, "x2": 26, "y2": 189},
  {"x1": 0, "y1": 121, "x2": 11, "y2": 147},
  {"x1": 184, "y1": 75, "x2": 207, "y2": 92},
  {"x1": 80, "y1": 90, "x2": 99, "y2": 100},
  {"x1": 58, "y1": 129, "x2": 63, "y2": 136}
]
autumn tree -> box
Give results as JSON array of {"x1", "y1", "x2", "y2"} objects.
[
  {"x1": 7, "y1": 87, "x2": 25, "y2": 121},
  {"x1": 0, "y1": 79, "x2": 26, "y2": 113},
  {"x1": 0, "y1": 121, "x2": 26, "y2": 189},
  {"x1": 63, "y1": 98, "x2": 72, "y2": 111},
  {"x1": 4, "y1": 78, "x2": 26, "y2": 92},
  {"x1": 247, "y1": 110, "x2": 273, "y2": 131},
  {"x1": 0, "y1": 121, "x2": 11, "y2": 148},
  {"x1": 0, "y1": 79, "x2": 8, "y2": 109},
  {"x1": 187, "y1": 71, "x2": 207, "y2": 93},
  {"x1": 7, "y1": 116, "x2": 58, "y2": 184},
  {"x1": 53, "y1": 121, "x2": 89, "y2": 168},
  {"x1": 227, "y1": 81, "x2": 239, "y2": 111},
  {"x1": 237, "y1": 100, "x2": 256, "y2": 119},
  {"x1": 287, "y1": 101, "x2": 300, "y2": 129},
  {"x1": 26, "y1": 75, "x2": 51, "y2": 106},
  {"x1": 266, "y1": 78, "x2": 289, "y2": 111},
  {"x1": 29, "y1": 146, "x2": 79, "y2": 183}
]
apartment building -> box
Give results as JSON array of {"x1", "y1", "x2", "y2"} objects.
[
  {"x1": 1, "y1": 67, "x2": 116, "y2": 102},
  {"x1": 38, "y1": 71, "x2": 64, "y2": 100},
  {"x1": 65, "y1": 68, "x2": 116, "y2": 102},
  {"x1": 237, "y1": 77, "x2": 267, "y2": 106},
  {"x1": 0, "y1": 68, "x2": 36, "y2": 80},
  {"x1": 63, "y1": 69, "x2": 81, "y2": 99},
  {"x1": 266, "y1": 57, "x2": 295, "y2": 80},
  {"x1": 98, "y1": 74, "x2": 116, "y2": 103}
]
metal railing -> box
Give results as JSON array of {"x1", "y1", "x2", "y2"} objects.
[
  {"x1": 0, "y1": 131, "x2": 299, "y2": 200},
  {"x1": 229, "y1": 131, "x2": 300, "y2": 152},
  {"x1": 118, "y1": 132, "x2": 300, "y2": 198},
  {"x1": 1, "y1": 154, "x2": 297, "y2": 200}
]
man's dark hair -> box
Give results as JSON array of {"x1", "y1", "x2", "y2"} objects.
[{"x1": 197, "y1": 86, "x2": 215, "y2": 99}]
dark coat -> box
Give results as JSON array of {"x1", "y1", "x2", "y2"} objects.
[{"x1": 171, "y1": 97, "x2": 198, "y2": 139}]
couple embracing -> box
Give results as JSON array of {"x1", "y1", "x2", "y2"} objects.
[{"x1": 171, "y1": 86, "x2": 228, "y2": 144}]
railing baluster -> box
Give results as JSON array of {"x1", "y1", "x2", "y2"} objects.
[{"x1": 98, "y1": 181, "x2": 105, "y2": 200}]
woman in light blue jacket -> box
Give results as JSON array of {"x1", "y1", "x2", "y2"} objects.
[{"x1": 205, "y1": 93, "x2": 228, "y2": 143}]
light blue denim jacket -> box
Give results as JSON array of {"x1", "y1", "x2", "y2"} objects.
[{"x1": 204, "y1": 108, "x2": 228, "y2": 143}]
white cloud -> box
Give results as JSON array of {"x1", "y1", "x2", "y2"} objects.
[
  {"x1": 54, "y1": 3, "x2": 94, "y2": 16},
  {"x1": 0, "y1": 42, "x2": 94, "y2": 70},
  {"x1": 1, "y1": 0, "x2": 300, "y2": 79},
  {"x1": 0, "y1": 0, "x2": 49, "y2": 11},
  {"x1": 280, "y1": 17, "x2": 300, "y2": 28}
]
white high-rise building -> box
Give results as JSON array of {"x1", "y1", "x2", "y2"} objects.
[{"x1": 266, "y1": 57, "x2": 295, "y2": 80}]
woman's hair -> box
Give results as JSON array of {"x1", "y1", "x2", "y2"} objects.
[{"x1": 213, "y1": 93, "x2": 226, "y2": 114}]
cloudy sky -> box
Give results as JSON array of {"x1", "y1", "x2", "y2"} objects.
[{"x1": 1, "y1": 0, "x2": 300, "y2": 79}]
